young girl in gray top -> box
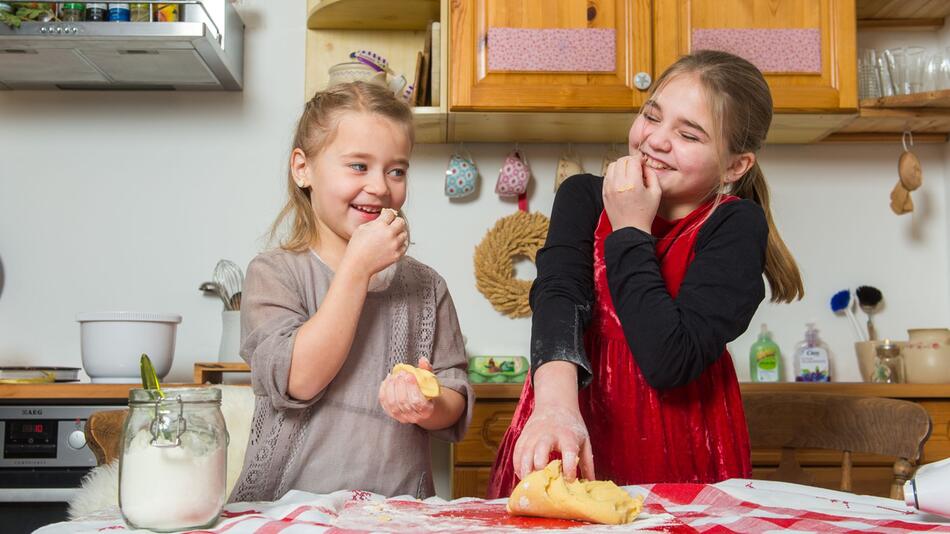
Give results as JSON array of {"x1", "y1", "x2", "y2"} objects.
[{"x1": 230, "y1": 82, "x2": 473, "y2": 502}]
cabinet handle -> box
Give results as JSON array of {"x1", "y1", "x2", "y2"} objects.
[{"x1": 635, "y1": 72, "x2": 652, "y2": 90}]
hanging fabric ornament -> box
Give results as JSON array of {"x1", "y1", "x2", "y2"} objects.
[{"x1": 554, "y1": 144, "x2": 585, "y2": 192}]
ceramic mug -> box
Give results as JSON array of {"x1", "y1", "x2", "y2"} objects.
[
  {"x1": 496, "y1": 149, "x2": 531, "y2": 197},
  {"x1": 445, "y1": 152, "x2": 479, "y2": 198}
]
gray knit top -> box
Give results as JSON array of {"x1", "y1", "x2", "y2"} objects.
[{"x1": 229, "y1": 249, "x2": 473, "y2": 502}]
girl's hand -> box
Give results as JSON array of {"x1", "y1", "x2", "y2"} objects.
[
  {"x1": 342, "y1": 209, "x2": 409, "y2": 280},
  {"x1": 602, "y1": 152, "x2": 662, "y2": 233},
  {"x1": 512, "y1": 404, "x2": 595, "y2": 483},
  {"x1": 379, "y1": 357, "x2": 436, "y2": 425}
]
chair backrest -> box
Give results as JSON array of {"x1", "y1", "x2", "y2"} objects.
[
  {"x1": 85, "y1": 409, "x2": 128, "y2": 466},
  {"x1": 742, "y1": 392, "x2": 932, "y2": 499}
]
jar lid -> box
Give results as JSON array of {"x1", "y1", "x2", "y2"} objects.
[
  {"x1": 128, "y1": 387, "x2": 221, "y2": 404},
  {"x1": 875, "y1": 339, "x2": 902, "y2": 358}
]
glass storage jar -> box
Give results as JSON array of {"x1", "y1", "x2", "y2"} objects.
[
  {"x1": 872, "y1": 339, "x2": 905, "y2": 384},
  {"x1": 119, "y1": 387, "x2": 228, "y2": 532}
]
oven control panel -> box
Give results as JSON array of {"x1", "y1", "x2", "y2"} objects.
[{"x1": 0, "y1": 406, "x2": 114, "y2": 468}]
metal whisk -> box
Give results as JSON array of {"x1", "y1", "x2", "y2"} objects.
[{"x1": 205, "y1": 259, "x2": 245, "y2": 311}]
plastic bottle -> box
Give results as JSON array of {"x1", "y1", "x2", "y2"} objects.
[
  {"x1": 793, "y1": 323, "x2": 832, "y2": 382},
  {"x1": 749, "y1": 324, "x2": 782, "y2": 382}
]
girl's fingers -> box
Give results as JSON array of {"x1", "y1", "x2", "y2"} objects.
[
  {"x1": 512, "y1": 433, "x2": 529, "y2": 479},
  {"x1": 393, "y1": 375, "x2": 412, "y2": 416},
  {"x1": 390, "y1": 216, "x2": 407, "y2": 231},
  {"x1": 559, "y1": 438, "x2": 581, "y2": 482},
  {"x1": 379, "y1": 378, "x2": 395, "y2": 416},
  {"x1": 579, "y1": 436, "x2": 596, "y2": 481},
  {"x1": 531, "y1": 436, "x2": 555, "y2": 474},
  {"x1": 418, "y1": 357, "x2": 433, "y2": 372}
]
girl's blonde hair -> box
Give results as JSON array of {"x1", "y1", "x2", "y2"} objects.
[
  {"x1": 270, "y1": 81, "x2": 414, "y2": 252},
  {"x1": 649, "y1": 50, "x2": 804, "y2": 303}
]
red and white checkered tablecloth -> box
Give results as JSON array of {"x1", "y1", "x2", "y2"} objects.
[{"x1": 35, "y1": 479, "x2": 950, "y2": 533}]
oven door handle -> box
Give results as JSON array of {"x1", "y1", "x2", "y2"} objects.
[{"x1": 0, "y1": 488, "x2": 79, "y2": 502}]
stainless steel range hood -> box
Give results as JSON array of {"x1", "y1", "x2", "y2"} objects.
[{"x1": 0, "y1": 0, "x2": 243, "y2": 90}]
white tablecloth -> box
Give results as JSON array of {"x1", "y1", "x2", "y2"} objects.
[{"x1": 35, "y1": 479, "x2": 950, "y2": 533}]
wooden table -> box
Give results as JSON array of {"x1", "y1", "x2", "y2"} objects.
[{"x1": 453, "y1": 382, "x2": 950, "y2": 499}]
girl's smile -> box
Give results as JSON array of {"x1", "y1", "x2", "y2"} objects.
[{"x1": 297, "y1": 111, "x2": 411, "y2": 257}]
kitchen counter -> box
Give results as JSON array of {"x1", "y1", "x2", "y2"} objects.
[
  {"x1": 0, "y1": 383, "x2": 198, "y2": 402},
  {"x1": 455, "y1": 382, "x2": 950, "y2": 499}
]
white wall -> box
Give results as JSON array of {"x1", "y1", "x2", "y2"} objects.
[{"x1": 2, "y1": 0, "x2": 950, "y2": 497}]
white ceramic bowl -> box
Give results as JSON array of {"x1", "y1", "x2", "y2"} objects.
[{"x1": 77, "y1": 312, "x2": 182, "y2": 383}]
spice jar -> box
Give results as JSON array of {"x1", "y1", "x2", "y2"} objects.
[
  {"x1": 872, "y1": 339, "x2": 905, "y2": 384},
  {"x1": 119, "y1": 387, "x2": 228, "y2": 532}
]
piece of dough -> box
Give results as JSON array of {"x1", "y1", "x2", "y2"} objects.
[
  {"x1": 390, "y1": 363, "x2": 440, "y2": 399},
  {"x1": 507, "y1": 460, "x2": 643, "y2": 525}
]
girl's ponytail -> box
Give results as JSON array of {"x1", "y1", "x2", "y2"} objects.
[
  {"x1": 654, "y1": 50, "x2": 804, "y2": 302},
  {"x1": 733, "y1": 162, "x2": 804, "y2": 303}
]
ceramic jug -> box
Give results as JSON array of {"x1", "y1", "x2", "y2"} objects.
[{"x1": 903, "y1": 328, "x2": 950, "y2": 384}]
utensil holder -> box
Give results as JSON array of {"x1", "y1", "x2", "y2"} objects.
[{"x1": 218, "y1": 310, "x2": 241, "y2": 363}]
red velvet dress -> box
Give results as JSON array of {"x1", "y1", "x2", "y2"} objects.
[{"x1": 487, "y1": 199, "x2": 752, "y2": 498}]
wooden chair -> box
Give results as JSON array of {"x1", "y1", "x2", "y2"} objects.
[
  {"x1": 84, "y1": 409, "x2": 128, "y2": 465},
  {"x1": 742, "y1": 392, "x2": 932, "y2": 500}
]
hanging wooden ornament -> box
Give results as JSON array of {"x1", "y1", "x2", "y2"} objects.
[
  {"x1": 554, "y1": 144, "x2": 584, "y2": 191},
  {"x1": 891, "y1": 131, "x2": 923, "y2": 216}
]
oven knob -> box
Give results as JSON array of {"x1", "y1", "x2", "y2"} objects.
[{"x1": 67, "y1": 430, "x2": 86, "y2": 450}]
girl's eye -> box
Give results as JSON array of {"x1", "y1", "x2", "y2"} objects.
[
  {"x1": 388, "y1": 168, "x2": 407, "y2": 178},
  {"x1": 681, "y1": 133, "x2": 700, "y2": 142},
  {"x1": 348, "y1": 163, "x2": 367, "y2": 172},
  {"x1": 645, "y1": 114, "x2": 660, "y2": 123}
]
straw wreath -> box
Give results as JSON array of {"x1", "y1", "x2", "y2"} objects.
[{"x1": 474, "y1": 211, "x2": 550, "y2": 318}]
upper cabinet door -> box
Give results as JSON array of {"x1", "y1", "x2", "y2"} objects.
[
  {"x1": 450, "y1": 0, "x2": 652, "y2": 111},
  {"x1": 655, "y1": 0, "x2": 857, "y2": 112}
]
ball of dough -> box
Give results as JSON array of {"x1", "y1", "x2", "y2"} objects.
[
  {"x1": 390, "y1": 363, "x2": 440, "y2": 399},
  {"x1": 507, "y1": 460, "x2": 642, "y2": 525}
]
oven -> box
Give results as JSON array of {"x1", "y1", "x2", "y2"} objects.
[{"x1": 0, "y1": 405, "x2": 118, "y2": 534}]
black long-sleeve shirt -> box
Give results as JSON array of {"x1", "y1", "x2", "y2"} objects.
[{"x1": 529, "y1": 174, "x2": 767, "y2": 390}]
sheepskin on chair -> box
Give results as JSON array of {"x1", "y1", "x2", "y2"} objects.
[{"x1": 67, "y1": 385, "x2": 255, "y2": 519}]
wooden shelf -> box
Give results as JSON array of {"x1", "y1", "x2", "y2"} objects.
[
  {"x1": 307, "y1": 0, "x2": 439, "y2": 30},
  {"x1": 857, "y1": 18, "x2": 944, "y2": 32},
  {"x1": 856, "y1": 0, "x2": 950, "y2": 21},
  {"x1": 740, "y1": 382, "x2": 950, "y2": 398},
  {"x1": 468, "y1": 382, "x2": 950, "y2": 401},
  {"x1": 472, "y1": 383, "x2": 523, "y2": 399},
  {"x1": 836, "y1": 106, "x2": 950, "y2": 134},
  {"x1": 861, "y1": 89, "x2": 950, "y2": 109},
  {"x1": 821, "y1": 131, "x2": 948, "y2": 143},
  {"x1": 856, "y1": 0, "x2": 950, "y2": 31}
]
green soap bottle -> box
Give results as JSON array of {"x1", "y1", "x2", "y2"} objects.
[{"x1": 749, "y1": 324, "x2": 782, "y2": 382}]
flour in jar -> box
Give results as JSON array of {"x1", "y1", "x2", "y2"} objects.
[{"x1": 120, "y1": 429, "x2": 226, "y2": 530}]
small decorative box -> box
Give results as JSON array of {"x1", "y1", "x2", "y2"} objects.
[{"x1": 467, "y1": 356, "x2": 529, "y2": 384}]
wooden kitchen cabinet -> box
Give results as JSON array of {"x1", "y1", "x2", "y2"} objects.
[
  {"x1": 448, "y1": 0, "x2": 858, "y2": 142},
  {"x1": 307, "y1": 0, "x2": 950, "y2": 143},
  {"x1": 453, "y1": 383, "x2": 950, "y2": 499},
  {"x1": 655, "y1": 0, "x2": 857, "y2": 113},
  {"x1": 450, "y1": 0, "x2": 652, "y2": 111}
]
